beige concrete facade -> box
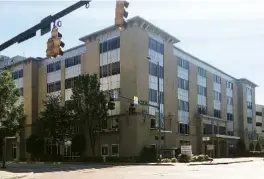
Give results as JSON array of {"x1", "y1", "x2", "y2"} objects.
[{"x1": 1, "y1": 16, "x2": 259, "y2": 160}]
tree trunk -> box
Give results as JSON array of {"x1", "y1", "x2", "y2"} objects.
[{"x1": 1, "y1": 138, "x2": 6, "y2": 169}]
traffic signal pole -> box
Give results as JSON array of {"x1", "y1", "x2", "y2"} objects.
[{"x1": 0, "y1": 0, "x2": 91, "y2": 52}]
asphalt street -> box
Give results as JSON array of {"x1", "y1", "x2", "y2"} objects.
[{"x1": 1, "y1": 159, "x2": 263, "y2": 179}]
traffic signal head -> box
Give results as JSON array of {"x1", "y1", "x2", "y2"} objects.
[
  {"x1": 46, "y1": 27, "x2": 65, "y2": 58},
  {"x1": 115, "y1": 0, "x2": 129, "y2": 30}
]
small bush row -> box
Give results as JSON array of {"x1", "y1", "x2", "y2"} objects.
[
  {"x1": 177, "y1": 154, "x2": 213, "y2": 163},
  {"x1": 159, "y1": 158, "x2": 177, "y2": 163}
]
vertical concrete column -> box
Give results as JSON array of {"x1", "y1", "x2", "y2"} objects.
[
  {"x1": 60, "y1": 60, "x2": 65, "y2": 106},
  {"x1": 206, "y1": 72, "x2": 214, "y2": 116}
]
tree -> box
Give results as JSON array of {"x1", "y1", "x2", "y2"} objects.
[
  {"x1": 249, "y1": 142, "x2": 255, "y2": 151},
  {"x1": 70, "y1": 74, "x2": 108, "y2": 156},
  {"x1": 255, "y1": 142, "x2": 261, "y2": 152},
  {"x1": 71, "y1": 134, "x2": 86, "y2": 155},
  {"x1": 38, "y1": 94, "x2": 72, "y2": 147},
  {"x1": 26, "y1": 134, "x2": 44, "y2": 160},
  {"x1": 0, "y1": 70, "x2": 25, "y2": 168}
]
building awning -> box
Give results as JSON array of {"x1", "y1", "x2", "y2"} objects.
[{"x1": 204, "y1": 134, "x2": 240, "y2": 140}]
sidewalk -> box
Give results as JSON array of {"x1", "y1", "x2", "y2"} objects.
[
  {"x1": 188, "y1": 157, "x2": 262, "y2": 166},
  {"x1": 0, "y1": 170, "x2": 28, "y2": 179}
]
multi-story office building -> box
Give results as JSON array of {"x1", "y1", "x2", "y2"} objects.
[{"x1": 0, "y1": 16, "x2": 259, "y2": 160}]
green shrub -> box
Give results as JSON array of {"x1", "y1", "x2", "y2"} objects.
[
  {"x1": 190, "y1": 155, "x2": 212, "y2": 162},
  {"x1": 249, "y1": 143, "x2": 255, "y2": 151},
  {"x1": 178, "y1": 154, "x2": 190, "y2": 163},
  {"x1": 139, "y1": 147, "x2": 157, "y2": 162},
  {"x1": 255, "y1": 142, "x2": 261, "y2": 152},
  {"x1": 171, "y1": 158, "x2": 177, "y2": 163}
]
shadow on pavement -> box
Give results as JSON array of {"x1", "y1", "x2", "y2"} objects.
[{"x1": 0, "y1": 163, "x2": 174, "y2": 174}]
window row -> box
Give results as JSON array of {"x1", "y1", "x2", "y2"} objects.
[
  {"x1": 197, "y1": 85, "x2": 206, "y2": 96},
  {"x1": 178, "y1": 100, "x2": 189, "y2": 112},
  {"x1": 12, "y1": 69, "x2": 23, "y2": 80},
  {"x1": 227, "y1": 96, "x2": 233, "y2": 105},
  {"x1": 198, "y1": 67, "x2": 206, "y2": 78},
  {"x1": 226, "y1": 81, "x2": 233, "y2": 90},
  {"x1": 214, "y1": 91, "x2": 221, "y2": 101},
  {"x1": 198, "y1": 105, "x2": 207, "y2": 115},
  {"x1": 256, "y1": 111, "x2": 262, "y2": 116},
  {"x1": 247, "y1": 102, "x2": 252, "y2": 109},
  {"x1": 179, "y1": 123, "x2": 189, "y2": 134},
  {"x1": 178, "y1": 78, "x2": 188, "y2": 90},
  {"x1": 178, "y1": 57, "x2": 189, "y2": 70},
  {"x1": 47, "y1": 61, "x2": 60, "y2": 73},
  {"x1": 149, "y1": 61, "x2": 164, "y2": 78},
  {"x1": 100, "y1": 37, "x2": 120, "y2": 54},
  {"x1": 65, "y1": 76, "x2": 79, "y2": 89},
  {"x1": 149, "y1": 89, "x2": 164, "y2": 104},
  {"x1": 101, "y1": 144, "x2": 119, "y2": 156},
  {"x1": 246, "y1": 87, "x2": 253, "y2": 95},
  {"x1": 256, "y1": 122, "x2": 262, "y2": 127},
  {"x1": 247, "y1": 117, "x2": 252, "y2": 124},
  {"x1": 227, "y1": 113, "x2": 233, "y2": 121},
  {"x1": 203, "y1": 124, "x2": 226, "y2": 135},
  {"x1": 99, "y1": 62, "x2": 120, "y2": 78},
  {"x1": 47, "y1": 81, "x2": 61, "y2": 93},
  {"x1": 227, "y1": 131, "x2": 234, "y2": 136},
  {"x1": 213, "y1": 74, "x2": 221, "y2": 84},
  {"x1": 148, "y1": 38, "x2": 164, "y2": 55},
  {"x1": 65, "y1": 55, "x2": 81, "y2": 68},
  {"x1": 214, "y1": 109, "x2": 221, "y2": 118}
]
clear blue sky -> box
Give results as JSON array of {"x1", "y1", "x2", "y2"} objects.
[{"x1": 1, "y1": 0, "x2": 264, "y2": 104}]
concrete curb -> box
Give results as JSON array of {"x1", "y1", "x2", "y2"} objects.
[
  {"x1": 188, "y1": 160, "x2": 254, "y2": 166},
  {"x1": 2, "y1": 174, "x2": 28, "y2": 179}
]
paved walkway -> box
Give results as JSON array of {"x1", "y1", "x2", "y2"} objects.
[{"x1": 189, "y1": 157, "x2": 262, "y2": 165}]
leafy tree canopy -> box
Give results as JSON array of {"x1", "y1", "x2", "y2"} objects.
[
  {"x1": 0, "y1": 70, "x2": 25, "y2": 137},
  {"x1": 70, "y1": 73, "x2": 108, "y2": 156},
  {"x1": 38, "y1": 94, "x2": 72, "y2": 143}
]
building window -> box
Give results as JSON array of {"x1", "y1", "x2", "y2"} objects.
[
  {"x1": 149, "y1": 61, "x2": 164, "y2": 78},
  {"x1": 247, "y1": 117, "x2": 252, "y2": 124},
  {"x1": 12, "y1": 144, "x2": 17, "y2": 159},
  {"x1": 213, "y1": 74, "x2": 221, "y2": 84},
  {"x1": 65, "y1": 55, "x2": 81, "y2": 68},
  {"x1": 256, "y1": 122, "x2": 262, "y2": 127},
  {"x1": 47, "y1": 81, "x2": 61, "y2": 93},
  {"x1": 246, "y1": 87, "x2": 252, "y2": 95},
  {"x1": 198, "y1": 67, "x2": 206, "y2": 78},
  {"x1": 179, "y1": 123, "x2": 189, "y2": 134},
  {"x1": 219, "y1": 126, "x2": 226, "y2": 135},
  {"x1": 65, "y1": 76, "x2": 79, "y2": 89},
  {"x1": 150, "y1": 118, "x2": 156, "y2": 129},
  {"x1": 100, "y1": 62, "x2": 120, "y2": 78},
  {"x1": 214, "y1": 109, "x2": 221, "y2": 118},
  {"x1": 100, "y1": 37, "x2": 120, "y2": 54},
  {"x1": 12, "y1": 69, "x2": 23, "y2": 80},
  {"x1": 227, "y1": 96, "x2": 233, "y2": 105},
  {"x1": 247, "y1": 102, "x2": 252, "y2": 109},
  {"x1": 203, "y1": 124, "x2": 212, "y2": 134},
  {"x1": 256, "y1": 111, "x2": 262, "y2": 116},
  {"x1": 101, "y1": 119, "x2": 107, "y2": 130},
  {"x1": 148, "y1": 37, "x2": 164, "y2": 55},
  {"x1": 178, "y1": 100, "x2": 189, "y2": 112},
  {"x1": 149, "y1": 89, "x2": 157, "y2": 102},
  {"x1": 178, "y1": 58, "x2": 189, "y2": 70},
  {"x1": 47, "y1": 61, "x2": 61, "y2": 73},
  {"x1": 101, "y1": 145, "x2": 109, "y2": 156},
  {"x1": 227, "y1": 113, "x2": 233, "y2": 121},
  {"x1": 228, "y1": 131, "x2": 234, "y2": 136},
  {"x1": 111, "y1": 144, "x2": 119, "y2": 156},
  {"x1": 197, "y1": 85, "x2": 206, "y2": 96},
  {"x1": 178, "y1": 78, "x2": 189, "y2": 90},
  {"x1": 214, "y1": 91, "x2": 221, "y2": 101},
  {"x1": 198, "y1": 105, "x2": 207, "y2": 115},
  {"x1": 111, "y1": 118, "x2": 119, "y2": 129},
  {"x1": 226, "y1": 81, "x2": 233, "y2": 90}
]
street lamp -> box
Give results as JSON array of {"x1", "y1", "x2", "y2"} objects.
[{"x1": 147, "y1": 56, "x2": 161, "y2": 159}]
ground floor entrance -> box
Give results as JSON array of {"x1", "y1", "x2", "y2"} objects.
[{"x1": 202, "y1": 135, "x2": 239, "y2": 158}]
